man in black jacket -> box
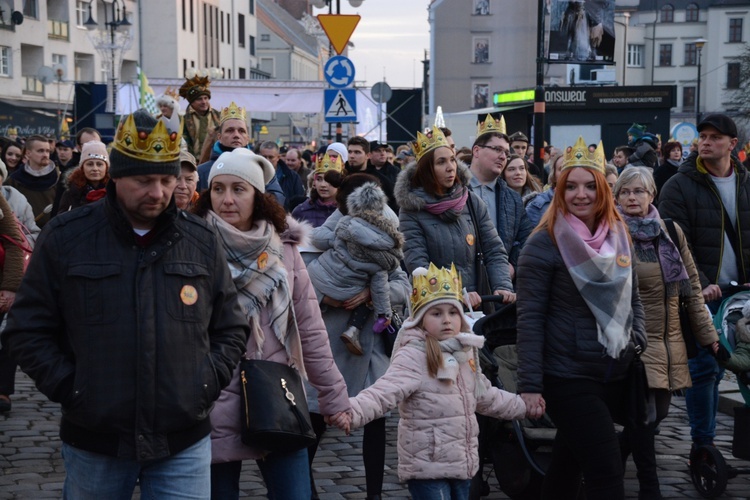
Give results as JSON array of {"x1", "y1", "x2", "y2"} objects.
[
  {"x1": 2, "y1": 110, "x2": 249, "y2": 498},
  {"x1": 659, "y1": 113, "x2": 750, "y2": 450}
]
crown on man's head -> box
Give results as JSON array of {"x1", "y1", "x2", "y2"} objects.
[
  {"x1": 562, "y1": 136, "x2": 606, "y2": 174},
  {"x1": 164, "y1": 87, "x2": 180, "y2": 101},
  {"x1": 411, "y1": 263, "x2": 463, "y2": 316},
  {"x1": 112, "y1": 113, "x2": 182, "y2": 163},
  {"x1": 314, "y1": 152, "x2": 343, "y2": 175},
  {"x1": 413, "y1": 126, "x2": 449, "y2": 162},
  {"x1": 476, "y1": 114, "x2": 506, "y2": 138},
  {"x1": 219, "y1": 101, "x2": 246, "y2": 125}
]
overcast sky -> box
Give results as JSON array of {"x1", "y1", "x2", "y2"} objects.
[{"x1": 312, "y1": 0, "x2": 431, "y2": 89}]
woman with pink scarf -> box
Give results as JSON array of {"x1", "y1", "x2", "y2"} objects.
[{"x1": 394, "y1": 126, "x2": 515, "y2": 310}]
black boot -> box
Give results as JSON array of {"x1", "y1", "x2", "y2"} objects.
[{"x1": 630, "y1": 424, "x2": 663, "y2": 500}]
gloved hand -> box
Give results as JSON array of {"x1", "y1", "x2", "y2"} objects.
[{"x1": 715, "y1": 343, "x2": 731, "y2": 362}]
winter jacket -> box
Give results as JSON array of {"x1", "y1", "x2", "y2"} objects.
[
  {"x1": 1, "y1": 185, "x2": 41, "y2": 248},
  {"x1": 629, "y1": 142, "x2": 658, "y2": 169},
  {"x1": 653, "y1": 159, "x2": 681, "y2": 196},
  {"x1": 658, "y1": 152, "x2": 750, "y2": 288},
  {"x1": 636, "y1": 220, "x2": 718, "y2": 391},
  {"x1": 210, "y1": 218, "x2": 350, "y2": 463},
  {"x1": 348, "y1": 326, "x2": 526, "y2": 481},
  {"x1": 2, "y1": 183, "x2": 250, "y2": 461},
  {"x1": 468, "y1": 175, "x2": 533, "y2": 267},
  {"x1": 524, "y1": 188, "x2": 554, "y2": 228},
  {"x1": 395, "y1": 161, "x2": 512, "y2": 293},
  {"x1": 722, "y1": 317, "x2": 750, "y2": 373},
  {"x1": 0, "y1": 194, "x2": 25, "y2": 293},
  {"x1": 5, "y1": 164, "x2": 59, "y2": 227},
  {"x1": 516, "y1": 229, "x2": 647, "y2": 394},
  {"x1": 291, "y1": 198, "x2": 338, "y2": 228},
  {"x1": 58, "y1": 179, "x2": 106, "y2": 214},
  {"x1": 275, "y1": 159, "x2": 305, "y2": 209}
]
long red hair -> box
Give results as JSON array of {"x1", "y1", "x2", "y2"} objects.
[{"x1": 534, "y1": 167, "x2": 626, "y2": 245}]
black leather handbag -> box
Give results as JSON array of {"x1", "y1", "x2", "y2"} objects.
[{"x1": 239, "y1": 359, "x2": 316, "y2": 453}]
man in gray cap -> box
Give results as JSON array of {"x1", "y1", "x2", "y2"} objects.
[
  {"x1": 659, "y1": 113, "x2": 747, "y2": 455},
  {"x1": 2, "y1": 109, "x2": 249, "y2": 498}
]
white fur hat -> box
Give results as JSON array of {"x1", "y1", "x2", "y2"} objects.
[
  {"x1": 208, "y1": 148, "x2": 275, "y2": 193},
  {"x1": 326, "y1": 142, "x2": 348, "y2": 163}
]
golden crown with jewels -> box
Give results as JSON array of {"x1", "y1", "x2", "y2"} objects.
[
  {"x1": 219, "y1": 101, "x2": 247, "y2": 125},
  {"x1": 411, "y1": 263, "x2": 463, "y2": 316},
  {"x1": 561, "y1": 136, "x2": 606, "y2": 174},
  {"x1": 314, "y1": 152, "x2": 343, "y2": 175},
  {"x1": 112, "y1": 113, "x2": 182, "y2": 163},
  {"x1": 413, "y1": 126, "x2": 449, "y2": 162},
  {"x1": 164, "y1": 86, "x2": 180, "y2": 101},
  {"x1": 476, "y1": 114, "x2": 506, "y2": 138}
]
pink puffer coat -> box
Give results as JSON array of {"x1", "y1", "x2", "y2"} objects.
[{"x1": 348, "y1": 326, "x2": 526, "y2": 481}]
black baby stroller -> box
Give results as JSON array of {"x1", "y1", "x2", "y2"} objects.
[{"x1": 469, "y1": 297, "x2": 557, "y2": 500}]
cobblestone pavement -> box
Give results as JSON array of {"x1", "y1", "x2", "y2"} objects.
[{"x1": 2, "y1": 370, "x2": 750, "y2": 499}]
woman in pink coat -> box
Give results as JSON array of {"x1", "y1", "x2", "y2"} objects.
[{"x1": 192, "y1": 148, "x2": 350, "y2": 499}]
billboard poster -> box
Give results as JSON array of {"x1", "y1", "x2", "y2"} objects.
[{"x1": 547, "y1": 0, "x2": 616, "y2": 64}]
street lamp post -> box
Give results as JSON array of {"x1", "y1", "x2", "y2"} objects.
[
  {"x1": 695, "y1": 38, "x2": 706, "y2": 125},
  {"x1": 85, "y1": 0, "x2": 133, "y2": 114}
]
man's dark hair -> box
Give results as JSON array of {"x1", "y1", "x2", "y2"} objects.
[
  {"x1": 24, "y1": 134, "x2": 49, "y2": 150},
  {"x1": 347, "y1": 136, "x2": 370, "y2": 154},
  {"x1": 439, "y1": 127, "x2": 452, "y2": 137},
  {"x1": 75, "y1": 127, "x2": 101, "y2": 147},
  {"x1": 259, "y1": 141, "x2": 278, "y2": 151},
  {"x1": 615, "y1": 145, "x2": 635, "y2": 157},
  {"x1": 472, "y1": 132, "x2": 510, "y2": 149}
]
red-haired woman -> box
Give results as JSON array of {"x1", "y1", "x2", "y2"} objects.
[
  {"x1": 516, "y1": 138, "x2": 647, "y2": 500},
  {"x1": 58, "y1": 141, "x2": 109, "y2": 213}
]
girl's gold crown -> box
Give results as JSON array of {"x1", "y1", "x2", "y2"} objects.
[
  {"x1": 411, "y1": 263, "x2": 463, "y2": 316},
  {"x1": 112, "y1": 113, "x2": 182, "y2": 163},
  {"x1": 562, "y1": 136, "x2": 606, "y2": 174},
  {"x1": 476, "y1": 114, "x2": 506, "y2": 138},
  {"x1": 219, "y1": 101, "x2": 247, "y2": 125},
  {"x1": 314, "y1": 152, "x2": 343, "y2": 175},
  {"x1": 413, "y1": 126, "x2": 449, "y2": 162}
]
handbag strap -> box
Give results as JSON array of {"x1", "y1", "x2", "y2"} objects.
[{"x1": 720, "y1": 205, "x2": 747, "y2": 284}]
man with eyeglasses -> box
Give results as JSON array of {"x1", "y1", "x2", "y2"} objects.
[
  {"x1": 467, "y1": 120, "x2": 533, "y2": 280},
  {"x1": 659, "y1": 113, "x2": 750, "y2": 456}
]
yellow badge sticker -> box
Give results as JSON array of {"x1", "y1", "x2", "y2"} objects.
[
  {"x1": 258, "y1": 251, "x2": 268, "y2": 269},
  {"x1": 469, "y1": 358, "x2": 476, "y2": 373},
  {"x1": 466, "y1": 234, "x2": 475, "y2": 246},
  {"x1": 617, "y1": 254, "x2": 631, "y2": 267},
  {"x1": 180, "y1": 285, "x2": 198, "y2": 306}
]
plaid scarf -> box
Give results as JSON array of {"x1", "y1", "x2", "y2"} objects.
[
  {"x1": 207, "y1": 211, "x2": 306, "y2": 378},
  {"x1": 553, "y1": 212, "x2": 633, "y2": 358}
]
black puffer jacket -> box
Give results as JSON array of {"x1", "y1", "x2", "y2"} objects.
[
  {"x1": 658, "y1": 151, "x2": 750, "y2": 288},
  {"x1": 3, "y1": 183, "x2": 250, "y2": 461},
  {"x1": 516, "y1": 229, "x2": 646, "y2": 394}
]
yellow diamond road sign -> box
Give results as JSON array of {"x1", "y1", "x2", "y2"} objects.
[{"x1": 317, "y1": 14, "x2": 361, "y2": 56}]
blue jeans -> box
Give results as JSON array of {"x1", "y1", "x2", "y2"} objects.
[
  {"x1": 407, "y1": 478, "x2": 471, "y2": 500},
  {"x1": 62, "y1": 435, "x2": 211, "y2": 500},
  {"x1": 685, "y1": 342, "x2": 723, "y2": 445},
  {"x1": 211, "y1": 448, "x2": 311, "y2": 500}
]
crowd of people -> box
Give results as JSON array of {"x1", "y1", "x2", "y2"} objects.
[{"x1": 1, "y1": 76, "x2": 749, "y2": 500}]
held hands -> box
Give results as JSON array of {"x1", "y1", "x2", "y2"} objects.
[
  {"x1": 520, "y1": 393, "x2": 546, "y2": 420},
  {"x1": 325, "y1": 411, "x2": 352, "y2": 435},
  {"x1": 494, "y1": 289, "x2": 517, "y2": 304},
  {"x1": 343, "y1": 288, "x2": 371, "y2": 310},
  {"x1": 702, "y1": 284, "x2": 722, "y2": 303}
]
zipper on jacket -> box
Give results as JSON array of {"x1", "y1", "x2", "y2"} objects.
[{"x1": 241, "y1": 369, "x2": 249, "y2": 428}]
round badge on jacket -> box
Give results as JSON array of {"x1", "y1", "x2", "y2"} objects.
[{"x1": 180, "y1": 285, "x2": 198, "y2": 305}]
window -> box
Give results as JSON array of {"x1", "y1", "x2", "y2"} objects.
[
  {"x1": 472, "y1": 37, "x2": 490, "y2": 64},
  {"x1": 627, "y1": 44, "x2": 644, "y2": 67},
  {"x1": 190, "y1": 0, "x2": 194, "y2": 32},
  {"x1": 183, "y1": 58, "x2": 187, "y2": 75},
  {"x1": 182, "y1": 0, "x2": 186, "y2": 30},
  {"x1": 52, "y1": 54, "x2": 67, "y2": 70},
  {"x1": 23, "y1": 0, "x2": 37, "y2": 18},
  {"x1": 684, "y1": 43, "x2": 697, "y2": 66},
  {"x1": 76, "y1": 1, "x2": 88, "y2": 27},
  {"x1": 227, "y1": 13, "x2": 231, "y2": 44},
  {"x1": 238, "y1": 13, "x2": 245, "y2": 47},
  {"x1": 250, "y1": 35, "x2": 255, "y2": 56},
  {"x1": 239, "y1": 67, "x2": 246, "y2": 79},
  {"x1": 473, "y1": 0, "x2": 490, "y2": 15},
  {"x1": 686, "y1": 4, "x2": 699, "y2": 22},
  {"x1": 727, "y1": 62, "x2": 741, "y2": 89},
  {"x1": 730, "y1": 19, "x2": 743, "y2": 43},
  {"x1": 683, "y1": 86, "x2": 695, "y2": 109},
  {"x1": 249, "y1": 0, "x2": 254, "y2": 15},
  {"x1": 659, "y1": 44, "x2": 672, "y2": 66},
  {"x1": 261, "y1": 34, "x2": 270, "y2": 42},
  {"x1": 660, "y1": 4, "x2": 673, "y2": 23},
  {"x1": 220, "y1": 10, "x2": 224, "y2": 42},
  {"x1": 0, "y1": 46, "x2": 10, "y2": 76}
]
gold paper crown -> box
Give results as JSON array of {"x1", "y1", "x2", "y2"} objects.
[
  {"x1": 314, "y1": 152, "x2": 343, "y2": 175},
  {"x1": 113, "y1": 113, "x2": 182, "y2": 163},
  {"x1": 219, "y1": 101, "x2": 247, "y2": 125},
  {"x1": 476, "y1": 114, "x2": 506, "y2": 138},
  {"x1": 413, "y1": 126, "x2": 449, "y2": 162},
  {"x1": 561, "y1": 136, "x2": 606, "y2": 174},
  {"x1": 164, "y1": 86, "x2": 180, "y2": 101},
  {"x1": 411, "y1": 263, "x2": 463, "y2": 316}
]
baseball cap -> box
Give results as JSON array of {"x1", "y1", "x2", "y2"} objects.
[
  {"x1": 697, "y1": 114, "x2": 738, "y2": 138},
  {"x1": 369, "y1": 140, "x2": 387, "y2": 151},
  {"x1": 56, "y1": 139, "x2": 74, "y2": 149}
]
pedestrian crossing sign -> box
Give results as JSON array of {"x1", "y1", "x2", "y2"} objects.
[{"x1": 324, "y1": 88, "x2": 357, "y2": 123}]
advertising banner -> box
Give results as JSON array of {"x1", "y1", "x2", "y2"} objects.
[{"x1": 548, "y1": 0, "x2": 616, "y2": 64}]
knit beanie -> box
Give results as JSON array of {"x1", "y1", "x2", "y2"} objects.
[
  {"x1": 0, "y1": 158, "x2": 6, "y2": 180},
  {"x1": 627, "y1": 123, "x2": 647, "y2": 140},
  {"x1": 326, "y1": 142, "x2": 348, "y2": 163},
  {"x1": 109, "y1": 109, "x2": 181, "y2": 178},
  {"x1": 79, "y1": 140, "x2": 110, "y2": 167},
  {"x1": 208, "y1": 148, "x2": 275, "y2": 193}
]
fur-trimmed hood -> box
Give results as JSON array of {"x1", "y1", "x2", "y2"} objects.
[
  {"x1": 280, "y1": 215, "x2": 312, "y2": 247},
  {"x1": 394, "y1": 159, "x2": 472, "y2": 212}
]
